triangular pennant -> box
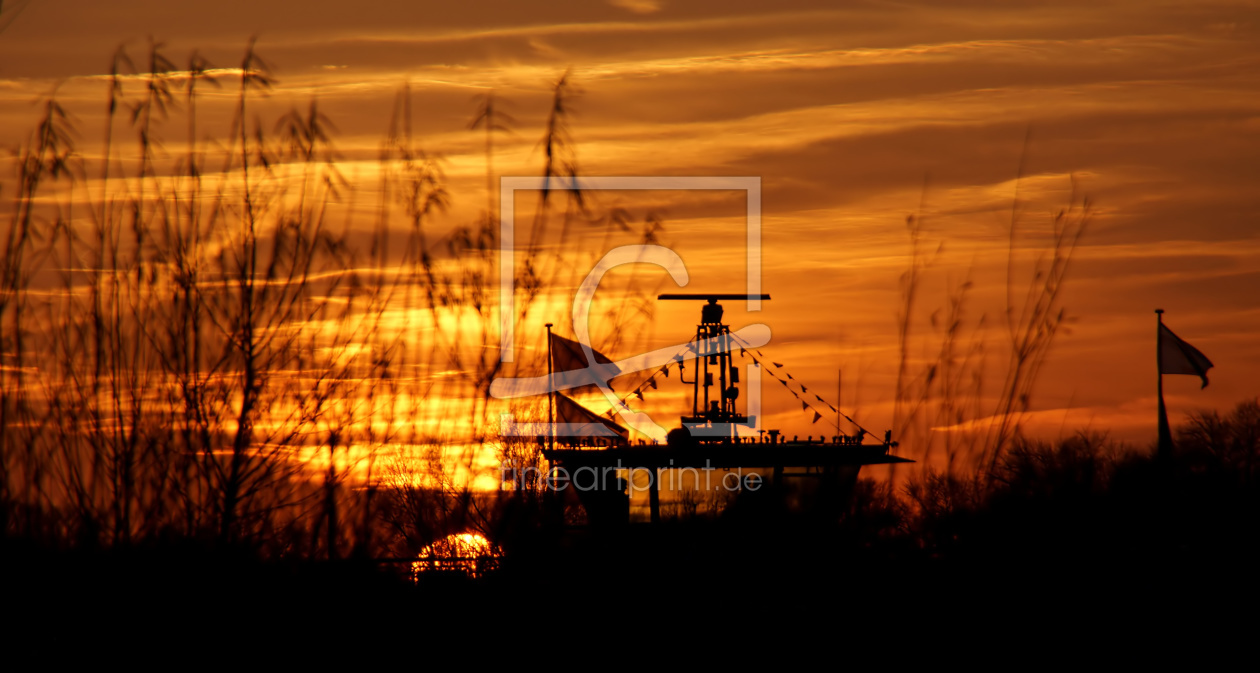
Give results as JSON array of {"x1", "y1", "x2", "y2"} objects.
[
  {"x1": 773, "y1": 362, "x2": 783, "y2": 368},
  {"x1": 800, "y1": 384, "x2": 807, "y2": 393},
  {"x1": 634, "y1": 390, "x2": 643, "y2": 400},
  {"x1": 554, "y1": 393, "x2": 628, "y2": 440},
  {"x1": 779, "y1": 379, "x2": 789, "y2": 387},
  {"x1": 815, "y1": 394, "x2": 825, "y2": 403},
  {"x1": 662, "y1": 365, "x2": 670, "y2": 378},
  {"x1": 801, "y1": 401, "x2": 809, "y2": 411},
  {"x1": 648, "y1": 379, "x2": 657, "y2": 390},
  {"x1": 786, "y1": 373, "x2": 795, "y2": 380},
  {"x1": 740, "y1": 348, "x2": 746, "y2": 357},
  {"x1": 812, "y1": 411, "x2": 822, "y2": 423},
  {"x1": 827, "y1": 404, "x2": 836, "y2": 412}
]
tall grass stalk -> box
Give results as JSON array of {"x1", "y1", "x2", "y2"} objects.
[
  {"x1": 892, "y1": 162, "x2": 1089, "y2": 486},
  {"x1": 2, "y1": 45, "x2": 663, "y2": 561}
]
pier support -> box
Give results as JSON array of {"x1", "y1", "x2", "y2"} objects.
[{"x1": 648, "y1": 467, "x2": 661, "y2": 524}]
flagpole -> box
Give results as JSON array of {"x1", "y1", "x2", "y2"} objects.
[
  {"x1": 1156, "y1": 309, "x2": 1173, "y2": 459},
  {"x1": 545, "y1": 323, "x2": 554, "y2": 454},
  {"x1": 836, "y1": 369, "x2": 842, "y2": 441}
]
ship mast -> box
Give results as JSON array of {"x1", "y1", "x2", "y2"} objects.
[{"x1": 659, "y1": 293, "x2": 770, "y2": 440}]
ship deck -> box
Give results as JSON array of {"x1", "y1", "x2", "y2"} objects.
[{"x1": 542, "y1": 441, "x2": 913, "y2": 469}]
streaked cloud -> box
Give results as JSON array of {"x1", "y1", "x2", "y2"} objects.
[
  {"x1": 0, "y1": 0, "x2": 1257, "y2": 456},
  {"x1": 608, "y1": 0, "x2": 664, "y2": 15}
]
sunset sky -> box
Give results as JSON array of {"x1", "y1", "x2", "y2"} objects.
[{"x1": 2, "y1": 0, "x2": 1257, "y2": 464}]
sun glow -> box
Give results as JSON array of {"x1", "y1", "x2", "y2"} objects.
[{"x1": 411, "y1": 533, "x2": 500, "y2": 578}]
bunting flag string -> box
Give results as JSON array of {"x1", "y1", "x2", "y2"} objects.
[
  {"x1": 726, "y1": 330, "x2": 882, "y2": 440},
  {"x1": 598, "y1": 329, "x2": 884, "y2": 443},
  {"x1": 603, "y1": 339, "x2": 701, "y2": 418}
]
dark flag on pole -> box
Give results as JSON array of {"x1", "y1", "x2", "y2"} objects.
[
  {"x1": 555, "y1": 393, "x2": 629, "y2": 442},
  {"x1": 549, "y1": 332, "x2": 621, "y2": 391},
  {"x1": 1156, "y1": 311, "x2": 1214, "y2": 458},
  {"x1": 1159, "y1": 323, "x2": 1214, "y2": 388}
]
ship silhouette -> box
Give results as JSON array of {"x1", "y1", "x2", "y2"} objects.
[{"x1": 533, "y1": 293, "x2": 912, "y2": 525}]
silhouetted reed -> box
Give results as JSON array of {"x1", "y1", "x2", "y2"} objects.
[
  {"x1": 1, "y1": 43, "x2": 665, "y2": 569},
  {"x1": 891, "y1": 161, "x2": 1090, "y2": 485}
]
